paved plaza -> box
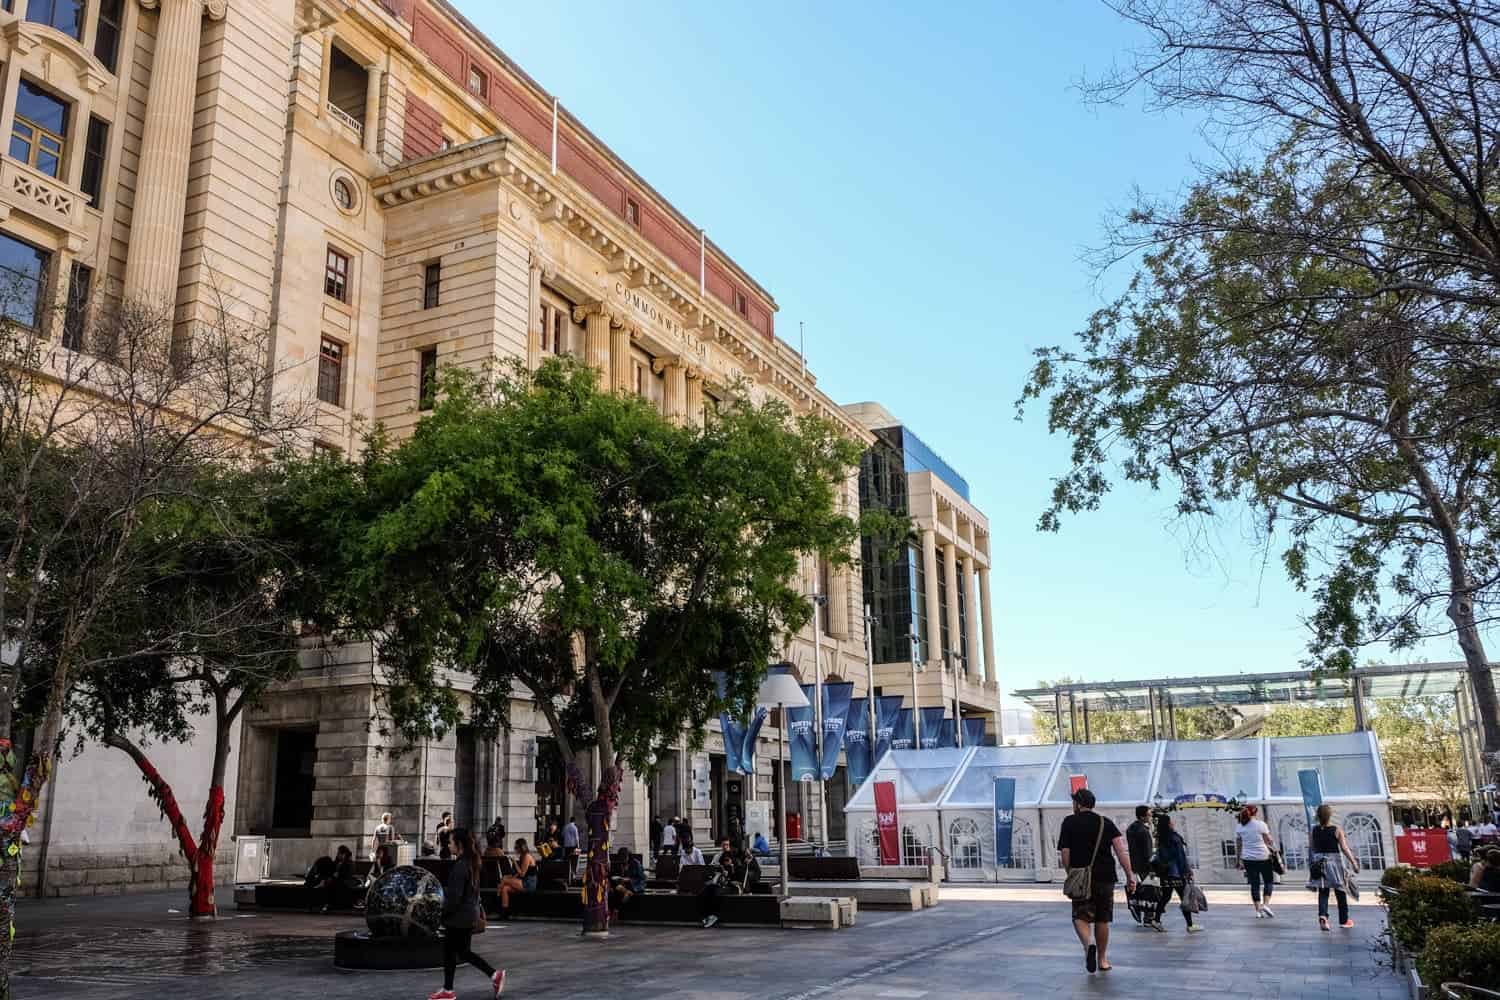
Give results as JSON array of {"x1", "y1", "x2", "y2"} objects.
[{"x1": 13, "y1": 884, "x2": 1399, "y2": 999}]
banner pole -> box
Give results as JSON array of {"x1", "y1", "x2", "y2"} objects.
[
  {"x1": 812, "y1": 584, "x2": 827, "y2": 850},
  {"x1": 864, "y1": 605, "x2": 877, "y2": 759}
]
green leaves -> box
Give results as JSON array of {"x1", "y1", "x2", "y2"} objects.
[{"x1": 297, "y1": 357, "x2": 866, "y2": 772}]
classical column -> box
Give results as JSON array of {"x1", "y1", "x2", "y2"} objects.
[
  {"x1": 920, "y1": 528, "x2": 941, "y2": 666},
  {"x1": 684, "y1": 370, "x2": 704, "y2": 426},
  {"x1": 962, "y1": 555, "x2": 981, "y2": 683},
  {"x1": 979, "y1": 567, "x2": 996, "y2": 691},
  {"x1": 610, "y1": 327, "x2": 631, "y2": 392},
  {"x1": 828, "y1": 565, "x2": 851, "y2": 639},
  {"x1": 363, "y1": 64, "x2": 381, "y2": 156},
  {"x1": 661, "y1": 360, "x2": 687, "y2": 423},
  {"x1": 0, "y1": 60, "x2": 24, "y2": 175},
  {"x1": 942, "y1": 542, "x2": 961, "y2": 671},
  {"x1": 123, "y1": 0, "x2": 225, "y2": 307},
  {"x1": 574, "y1": 303, "x2": 612, "y2": 380}
]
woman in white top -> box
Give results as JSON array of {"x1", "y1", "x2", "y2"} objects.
[{"x1": 1234, "y1": 804, "x2": 1277, "y2": 918}]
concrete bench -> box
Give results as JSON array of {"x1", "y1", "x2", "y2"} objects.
[
  {"x1": 861, "y1": 864, "x2": 938, "y2": 882},
  {"x1": 788, "y1": 857, "x2": 861, "y2": 881},
  {"x1": 779, "y1": 896, "x2": 854, "y2": 929},
  {"x1": 786, "y1": 880, "x2": 933, "y2": 910},
  {"x1": 505, "y1": 888, "x2": 781, "y2": 927}
]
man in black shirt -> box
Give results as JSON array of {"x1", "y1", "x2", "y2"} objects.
[
  {"x1": 1057, "y1": 788, "x2": 1137, "y2": 974},
  {"x1": 1125, "y1": 805, "x2": 1160, "y2": 929}
]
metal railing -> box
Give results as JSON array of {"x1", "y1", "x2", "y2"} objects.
[{"x1": 325, "y1": 101, "x2": 364, "y2": 141}]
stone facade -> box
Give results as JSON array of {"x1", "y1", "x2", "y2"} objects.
[{"x1": 8, "y1": 0, "x2": 970, "y2": 892}]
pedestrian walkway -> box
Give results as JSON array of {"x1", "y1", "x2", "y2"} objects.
[{"x1": 12, "y1": 884, "x2": 1398, "y2": 998}]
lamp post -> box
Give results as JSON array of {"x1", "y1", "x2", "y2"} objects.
[
  {"x1": 908, "y1": 630, "x2": 922, "y2": 749},
  {"x1": 758, "y1": 671, "x2": 809, "y2": 901}
]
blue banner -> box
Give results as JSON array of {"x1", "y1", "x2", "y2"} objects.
[
  {"x1": 739, "y1": 706, "x2": 768, "y2": 775},
  {"x1": 963, "y1": 718, "x2": 987, "y2": 749},
  {"x1": 937, "y1": 718, "x2": 957, "y2": 749},
  {"x1": 890, "y1": 708, "x2": 915, "y2": 751},
  {"x1": 919, "y1": 707, "x2": 946, "y2": 749},
  {"x1": 1298, "y1": 767, "x2": 1324, "y2": 831},
  {"x1": 820, "y1": 682, "x2": 854, "y2": 780},
  {"x1": 874, "y1": 696, "x2": 904, "y2": 760},
  {"x1": 788, "y1": 684, "x2": 819, "y2": 781},
  {"x1": 844, "y1": 699, "x2": 872, "y2": 788},
  {"x1": 994, "y1": 776, "x2": 1016, "y2": 867}
]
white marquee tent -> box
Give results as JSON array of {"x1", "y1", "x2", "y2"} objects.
[{"x1": 843, "y1": 733, "x2": 1393, "y2": 883}]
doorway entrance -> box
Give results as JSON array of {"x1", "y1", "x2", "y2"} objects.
[{"x1": 271, "y1": 728, "x2": 317, "y2": 833}]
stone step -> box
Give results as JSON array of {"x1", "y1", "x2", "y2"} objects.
[{"x1": 787, "y1": 881, "x2": 934, "y2": 910}]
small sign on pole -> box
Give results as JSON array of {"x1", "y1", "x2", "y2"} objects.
[{"x1": 994, "y1": 777, "x2": 1016, "y2": 869}]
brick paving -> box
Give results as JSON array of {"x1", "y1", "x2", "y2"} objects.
[{"x1": 12, "y1": 884, "x2": 1402, "y2": 999}]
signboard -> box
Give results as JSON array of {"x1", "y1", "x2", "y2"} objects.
[
  {"x1": 691, "y1": 752, "x2": 711, "y2": 808},
  {"x1": 1298, "y1": 768, "x2": 1324, "y2": 831},
  {"x1": 874, "y1": 696, "x2": 903, "y2": 759},
  {"x1": 962, "y1": 718, "x2": 988, "y2": 749},
  {"x1": 820, "y1": 682, "x2": 854, "y2": 779},
  {"x1": 233, "y1": 835, "x2": 267, "y2": 884},
  {"x1": 1069, "y1": 774, "x2": 1088, "y2": 796},
  {"x1": 744, "y1": 800, "x2": 772, "y2": 849},
  {"x1": 874, "y1": 780, "x2": 900, "y2": 865},
  {"x1": 1172, "y1": 793, "x2": 1230, "y2": 809},
  {"x1": 788, "y1": 685, "x2": 818, "y2": 782},
  {"x1": 844, "y1": 699, "x2": 872, "y2": 788},
  {"x1": 1395, "y1": 830, "x2": 1452, "y2": 868},
  {"x1": 919, "y1": 708, "x2": 945, "y2": 749},
  {"x1": 994, "y1": 777, "x2": 1016, "y2": 868},
  {"x1": 890, "y1": 708, "x2": 915, "y2": 751}
]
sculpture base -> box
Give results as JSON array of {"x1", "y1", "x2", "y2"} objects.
[{"x1": 333, "y1": 929, "x2": 444, "y2": 970}]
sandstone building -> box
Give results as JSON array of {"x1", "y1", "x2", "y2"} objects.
[{"x1": 10, "y1": 0, "x2": 999, "y2": 894}]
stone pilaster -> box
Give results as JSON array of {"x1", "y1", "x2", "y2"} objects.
[
  {"x1": 574, "y1": 302, "x2": 612, "y2": 380},
  {"x1": 363, "y1": 63, "x2": 381, "y2": 156},
  {"x1": 828, "y1": 565, "x2": 851, "y2": 639},
  {"x1": 525, "y1": 252, "x2": 543, "y2": 371},
  {"x1": 124, "y1": 0, "x2": 222, "y2": 306},
  {"x1": 979, "y1": 567, "x2": 996, "y2": 691}
]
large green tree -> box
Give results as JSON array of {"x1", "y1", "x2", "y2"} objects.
[
  {"x1": 1029, "y1": 0, "x2": 1500, "y2": 771},
  {"x1": 286, "y1": 358, "x2": 885, "y2": 933}
]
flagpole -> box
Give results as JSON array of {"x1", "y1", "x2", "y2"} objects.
[
  {"x1": 863, "y1": 605, "x2": 877, "y2": 759},
  {"x1": 812, "y1": 582, "x2": 827, "y2": 850},
  {"x1": 910, "y1": 631, "x2": 922, "y2": 749}
]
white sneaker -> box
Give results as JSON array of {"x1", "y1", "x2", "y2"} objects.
[
  {"x1": 492, "y1": 969, "x2": 506, "y2": 997},
  {"x1": 1186, "y1": 924, "x2": 1203, "y2": 933},
  {"x1": 702, "y1": 915, "x2": 718, "y2": 928},
  {"x1": 1253, "y1": 909, "x2": 1263, "y2": 919},
  {"x1": 1260, "y1": 905, "x2": 1275, "y2": 918}
]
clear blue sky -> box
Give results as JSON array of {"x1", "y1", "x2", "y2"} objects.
[{"x1": 460, "y1": 1, "x2": 1466, "y2": 695}]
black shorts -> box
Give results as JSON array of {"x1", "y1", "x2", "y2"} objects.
[{"x1": 1070, "y1": 881, "x2": 1115, "y2": 923}]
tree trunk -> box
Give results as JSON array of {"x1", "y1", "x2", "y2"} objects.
[
  {"x1": 0, "y1": 850, "x2": 16, "y2": 1000},
  {"x1": 103, "y1": 734, "x2": 208, "y2": 914}
]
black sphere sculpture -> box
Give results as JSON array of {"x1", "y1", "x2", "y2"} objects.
[{"x1": 364, "y1": 865, "x2": 444, "y2": 939}]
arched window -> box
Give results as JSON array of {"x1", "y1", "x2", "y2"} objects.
[
  {"x1": 949, "y1": 818, "x2": 982, "y2": 870},
  {"x1": 854, "y1": 818, "x2": 880, "y2": 866},
  {"x1": 1345, "y1": 813, "x2": 1386, "y2": 870},
  {"x1": 1278, "y1": 814, "x2": 1308, "y2": 870},
  {"x1": 999, "y1": 817, "x2": 1037, "y2": 870},
  {"x1": 902, "y1": 825, "x2": 928, "y2": 867}
]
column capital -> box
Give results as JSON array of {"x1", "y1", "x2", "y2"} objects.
[
  {"x1": 140, "y1": 0, "x2": 229, "y2": 20},
  {"x1": 572, "y1": 299, "x2": 625, "y2": 329}
]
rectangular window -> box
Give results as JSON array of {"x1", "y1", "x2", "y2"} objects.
[
  {"x1": 625, "y1": 197, "x2": 640, "y2": 228},
  {"x1": 317, "y1": 338, "x2": 344, "y2": 407},
  {"x1": 0, "y1": 233, "x2": 49, "y2": 330},
  {"x1": 80, "y1": 116, "x2": 109, "y2": 208},
  {"x1": 418, "y1": 347, "x2": 437, "y2": 410},
  {"x1": 734, "y1": 290, "x2": 748, "y2": 317},
  {"x1": 10, "y1": 81, "x2": 70, "y2": 179},
  {"x1": 324, "y1": 246, "x2": 350, "y2": 302},
  {"x1": 423, "y1": 260, "x2": 441, "y2": 309},
  {"x1": 540, "y1": 303, "x2": 565, "y2": 355},
  {"x1": 62, "y1": 262, "x2": 90, "y2": 351},
  {"x1": 467, "y1": 66, "x2": 487, "y2": 99},
  {"x1": 94, "y1": 0, "x2": 123, "y2": 72},
  {"x1": 27, "y1": 0, "x2": 84, "y2": 40}
]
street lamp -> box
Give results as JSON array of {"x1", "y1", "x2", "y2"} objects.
[{"x1": 758, "y1": 671, "x2": 809, "y2": 900}]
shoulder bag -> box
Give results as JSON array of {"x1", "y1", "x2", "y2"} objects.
[
  {"x1": 1063, "y1": 815, "x2": 1107, "y2": 901},
  {"x1": 1270, "y1": 850, "x2": 1286, "y2": 876}
]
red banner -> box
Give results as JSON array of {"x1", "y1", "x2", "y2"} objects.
[
  {"x1": 874, "y1": 780, "x2": 900, "y2": 865},
  {"x1": 1070, "y1": 774, "x2": 1088, "y2": 795},
  {"x1": 1394, "y1": 830, "x2": 1452, "y2": 868}
]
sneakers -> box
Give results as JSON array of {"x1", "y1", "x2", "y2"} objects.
[
  {"x1": 492, "y1": 969, "x2": 506, "y2": 997},
  {"x1": 1340, "y1": 919, "x2": 1355, "y2": 929},
  {"x1": 1151, "y1": 920, "x2": 1166, "y2": 933},
  {"x1": 1185, "y1": 924, "x2": 1203, "y2": 933},
  {"x1": 702, "y1": 915, "x2": 718, "y2": 928},
  {"x1": 428, "y1": 991, "x2": 456, "y2": 1000},
  {"x1": 1261, "y1": 905, "x2": 1275, "y2": 918},
  {"x1": 1319, "y1": 916, "x2": 1330, "y2": 931},
  {"x1": 1253, "y1": 909, "x2": 1263, "y2": 919}
]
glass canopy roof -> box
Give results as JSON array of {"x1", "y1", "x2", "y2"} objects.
[{"x1": 844, "y1": 733, "x2": 1389, "y2": 813}]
